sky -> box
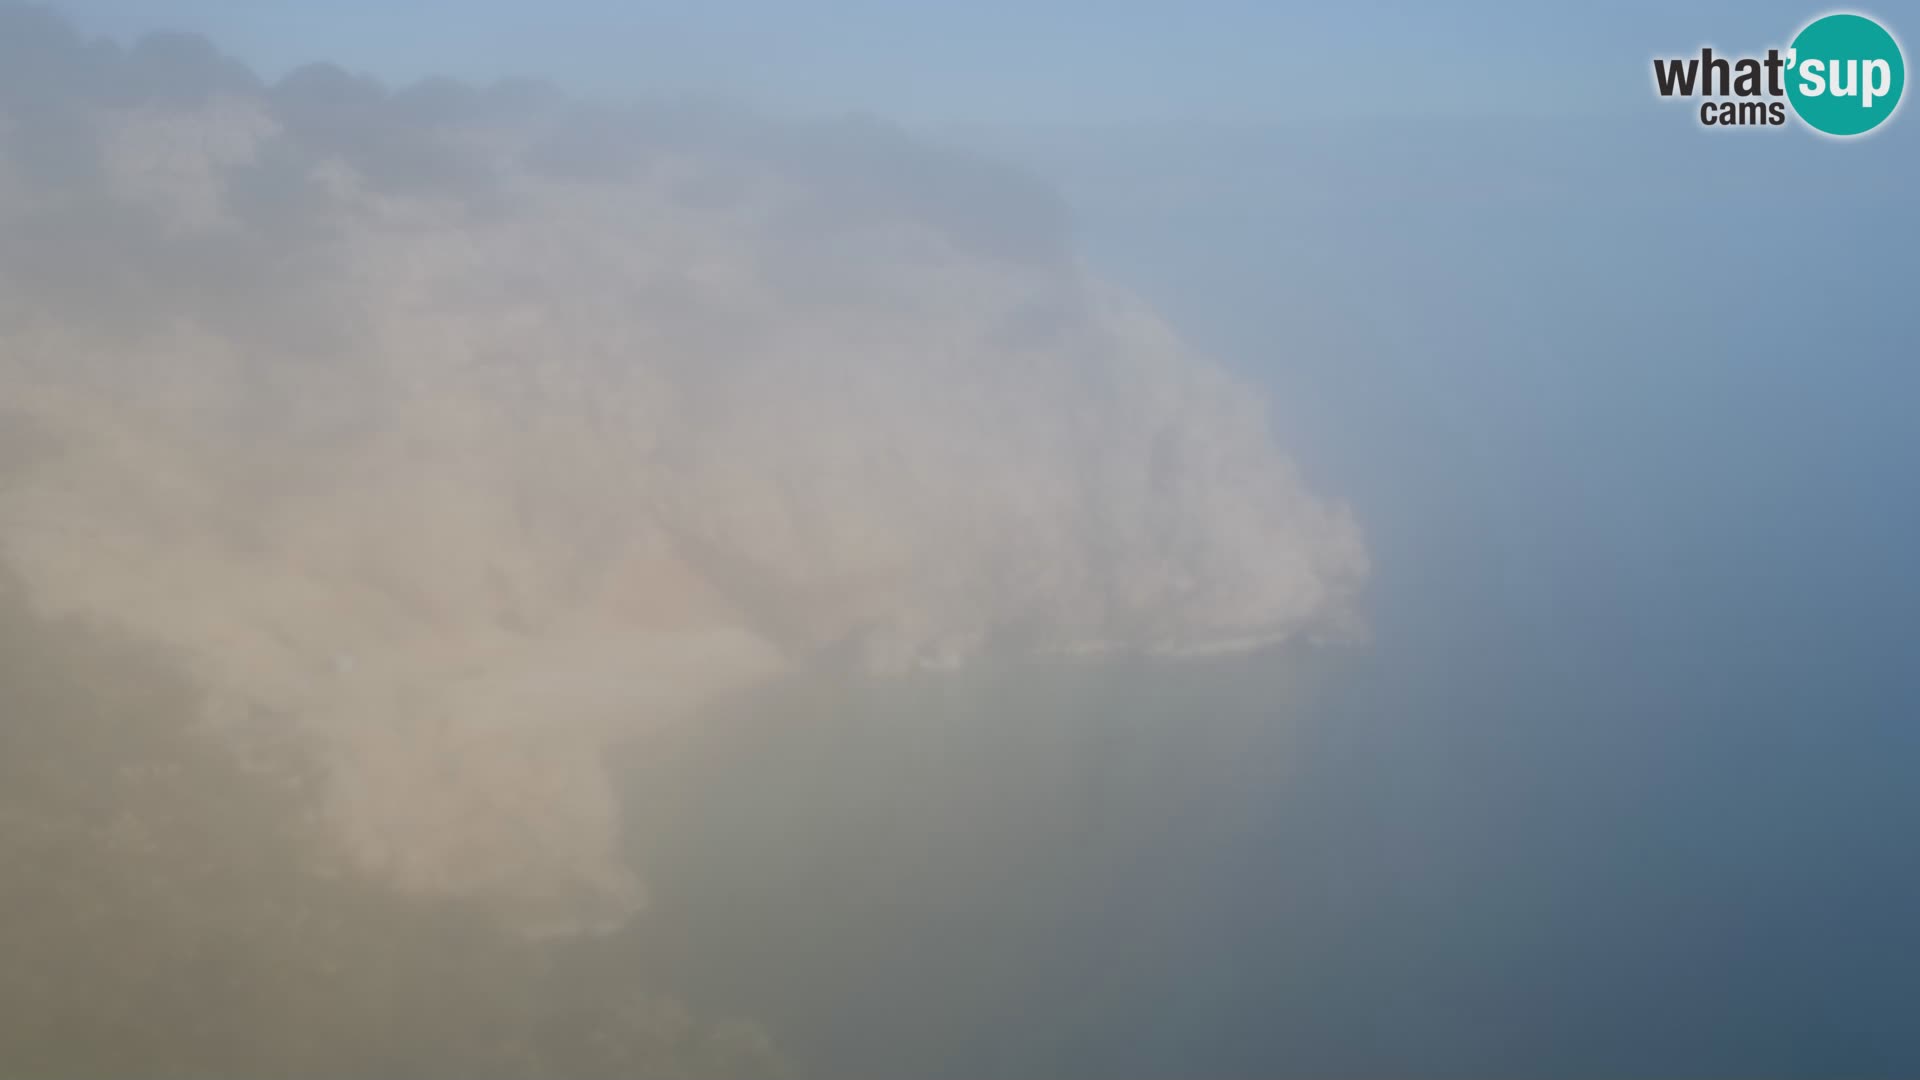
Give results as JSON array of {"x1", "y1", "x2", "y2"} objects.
[
  {"x1": 19, "y1": 2, "x2": 1920, "y2": 1077},
  {"x1": 52, "y1": 0, "x2": 1879, "y2": 124}
]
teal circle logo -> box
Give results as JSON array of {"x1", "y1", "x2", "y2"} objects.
[{"x1": 1786, "y1": 13, "x2": 1905, "y2": 136}]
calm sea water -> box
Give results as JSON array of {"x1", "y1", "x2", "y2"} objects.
[{"x1": 611, "y1": 121, "x2": 1920, "y2": 1079}]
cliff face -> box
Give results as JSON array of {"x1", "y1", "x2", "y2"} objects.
[{"x1": 0, "y1": 14, "x2": 1366, "y2": 930}]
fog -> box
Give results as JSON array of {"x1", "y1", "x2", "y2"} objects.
[{"x1": 4, "y1": 3, "x2": 1919, "y2": 1078}]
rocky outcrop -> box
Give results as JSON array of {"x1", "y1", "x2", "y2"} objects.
[{"x1": 0, "y1": 12, "x2": 1366, "y2": 930}]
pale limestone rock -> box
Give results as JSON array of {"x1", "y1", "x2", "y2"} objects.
[{"x1": 0, "y1": 84, "x2": 1365, "y2": 930}]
